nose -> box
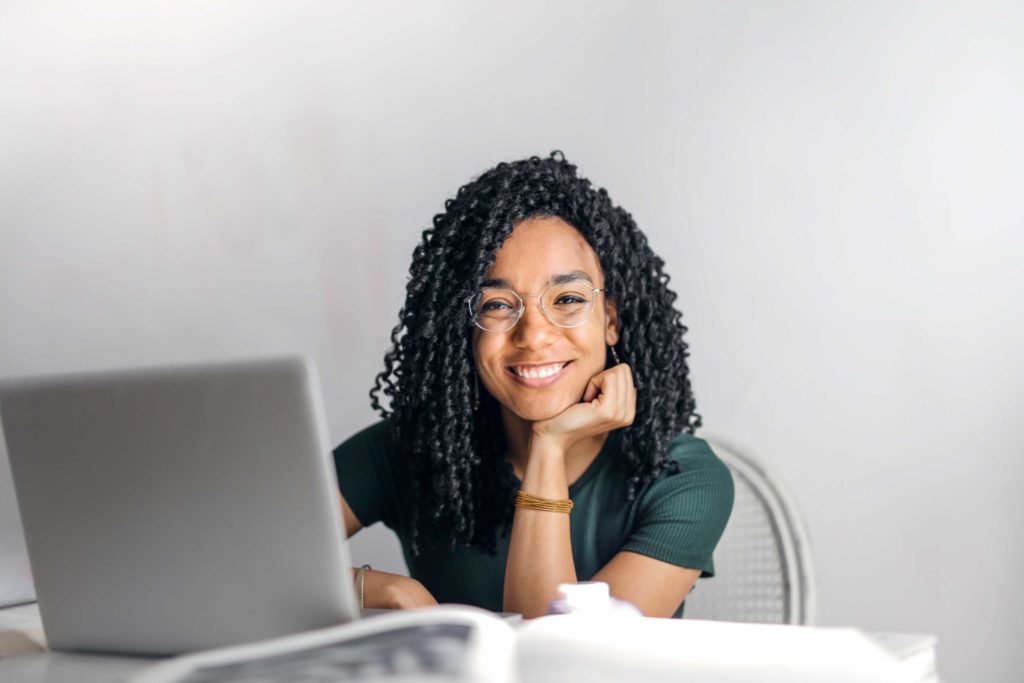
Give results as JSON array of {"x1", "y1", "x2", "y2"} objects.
[{"x1": 510, "y1": 296, "x2": 557, "y2": 349}]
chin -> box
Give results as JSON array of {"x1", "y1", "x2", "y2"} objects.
[
  {"x1": 508, "y1": 395, "x2": 577, "y2": 422},
  {"x1": 514, "y1": 408, "x2": 563, "y2": 422}
]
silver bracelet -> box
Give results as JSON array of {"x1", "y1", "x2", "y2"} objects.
[{"x1": 355, "y1": 564, "x2": 372, "y2": 609}]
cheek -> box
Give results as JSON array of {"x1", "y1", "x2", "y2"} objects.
[
  {"x1": 472, "y1": 336, "x2": 504, "y2": 389},
  {"x1": 567, "y1": 326, "x2": 608, "y2": 373}
]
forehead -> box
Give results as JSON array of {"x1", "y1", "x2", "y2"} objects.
[{"x1": 486, "y1": 216, "x2": 603, "y2": 288}]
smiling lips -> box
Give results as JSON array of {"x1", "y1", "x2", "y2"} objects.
[{"x1": 506, "y1": 360, "x2": 573, "y2": 387}]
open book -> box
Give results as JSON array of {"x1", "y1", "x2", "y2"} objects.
[
  {"x1": 129, "y1": 605, "x2": 931, "y2": 683},
  {"x1": 129, "y1": 607, "x2": 516, "y2": 683}
]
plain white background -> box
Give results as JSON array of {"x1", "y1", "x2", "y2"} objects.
[{"x1": 1, "y1": 2, "x2": 1021, "y2": 680}]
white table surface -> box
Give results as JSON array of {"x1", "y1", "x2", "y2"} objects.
[
  {"x1": 0, "y1": 602, "x2": 939, "y2": 683},
  {"x1": 1, "y1": 603, "x2": 150, "y2": 682}
]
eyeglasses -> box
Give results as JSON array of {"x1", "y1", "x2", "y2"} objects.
[{"x1": 467, "y1": 282, "x2": 607, "y2": 333}]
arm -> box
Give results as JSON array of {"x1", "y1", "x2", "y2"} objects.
[
  {"x1": 592, "y1": 551, "x2": 701, "y2": 618},
  {"x1": 339, "y1": 491, "x2": 437, "y2": 609},
  {"x1": 502, "y1": 437, "x2": 577, "y2": 616},
  {"x1": 502, "y1": 364, "x2": 635, "y2": 618},
  {"x1": 334, "y1": 424, "x2": 438, "y2": 609}
]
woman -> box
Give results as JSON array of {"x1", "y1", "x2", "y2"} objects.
[{"x1": 334, "y1": 151, "x2": 733, "y2": 619}]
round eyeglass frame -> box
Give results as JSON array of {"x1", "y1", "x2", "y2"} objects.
[{"x1": 466, "y1": 285, "x2": 607, "y2": 333}]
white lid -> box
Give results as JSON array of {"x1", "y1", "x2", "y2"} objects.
[{"x1": 557, "y1": 581, "x2": 611, "y2": 611}]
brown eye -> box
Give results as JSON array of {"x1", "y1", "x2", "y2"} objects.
[{"x1": 481, "y1": 300, "x2": 512, "y2": 312}]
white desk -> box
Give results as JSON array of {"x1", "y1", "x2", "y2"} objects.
[
  {"x1": 0, "y1": 603, "x2": 147, "y2": 682},
  {"x1": 0, "y1": 602, "x2": 939, "y2": 683}
]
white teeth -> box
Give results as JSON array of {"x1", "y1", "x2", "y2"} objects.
[{"x1": 512, "y1": 362, "x2": 566, "y2": 379}]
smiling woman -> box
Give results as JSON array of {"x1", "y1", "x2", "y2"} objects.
[{"x1": 333, "y1": 151, "x2": 734, "y2": 619}]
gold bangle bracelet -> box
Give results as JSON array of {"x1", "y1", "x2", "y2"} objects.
[
  {"x1": 515, "y1": 489, "x2": 574, "y2": 514},
  {"x1": 355, "y1": 564, "x2": 371, "y2": 609}
]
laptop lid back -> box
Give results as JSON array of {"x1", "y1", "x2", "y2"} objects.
[
  {"x1": 0, "y1": 423, "x2": 35, "y2": 608},
  {"x1": 0, "y1": 356, "x2": 358, "y2": 655}
]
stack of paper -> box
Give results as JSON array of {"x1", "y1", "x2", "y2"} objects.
[{"x1": 516, "y1": 615, "x2": 926, "y2": 683}]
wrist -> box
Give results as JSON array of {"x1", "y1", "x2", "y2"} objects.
[
  {"x1": 528, "y1": 430, "x2": 570, "y2": 459},
  {"x1": 520, "y1": 440, "x2": 570, "y2": 500}
]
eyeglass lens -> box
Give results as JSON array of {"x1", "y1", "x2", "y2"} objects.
[{"x1": 470, "y1": 283, "x2": 596, "y2": 332}]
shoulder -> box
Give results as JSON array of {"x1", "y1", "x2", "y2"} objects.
[
  {"x1": 332, "y1": 419, "x2": 404, "y2": 482},
  {"x1": 666, "y1": 433, "x2": 731, "y2": 477},
  {"x1": 332, "y1": 419, "x2": 395, "y2": 457},
  {"x1": 638, "y1": 432, "x2": 735, "y2": 517}
]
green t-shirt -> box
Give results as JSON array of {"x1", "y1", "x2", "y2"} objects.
[{"x1": 333, "y1": 420, "x2": 734, "y2": 618}]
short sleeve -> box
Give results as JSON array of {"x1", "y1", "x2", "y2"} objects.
[
  {"x1": 332, "y1": 420, "x2": 403, "y2": 531},
  {"x1": 620, "y1": 434, "x2": 734, "y2": 577}
]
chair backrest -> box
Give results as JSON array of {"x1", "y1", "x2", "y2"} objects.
[{"x1": 682, "y1": 436, "x2": 816, "y2": 625}]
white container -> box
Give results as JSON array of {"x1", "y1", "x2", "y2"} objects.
[{"x1": 547, "y1": 581, "x2": 642, "y2": 616}]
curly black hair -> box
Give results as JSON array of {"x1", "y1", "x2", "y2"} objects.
[{"x1": 370, "y1": 151, "x2": 700, "y2": 556}]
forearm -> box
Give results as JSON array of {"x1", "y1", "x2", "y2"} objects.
[{"x1": 503, "y1": 439, "x2": 577, "y2": 617}]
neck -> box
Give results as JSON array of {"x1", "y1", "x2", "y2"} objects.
[{"x1": 501, "y1": 407, "x2": 608, "y2": 482}]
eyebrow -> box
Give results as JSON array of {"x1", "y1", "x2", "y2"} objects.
[{"x1": 480, "y1": 270, "x2": 595, "y2": 289}]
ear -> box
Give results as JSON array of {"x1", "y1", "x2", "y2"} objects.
[{"x1": 604, "y1": 296, "x2": 620, "y2": 346}]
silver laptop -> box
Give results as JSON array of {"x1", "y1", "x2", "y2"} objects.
[
  {"x1": 0, "y1": 423, "x2": 35, "y2": 608},
  {"x1": 0, "y1": 356, "x2": 359, "y2": 655}
]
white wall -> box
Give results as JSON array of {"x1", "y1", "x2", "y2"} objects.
[{"x1": 1, "y1": 2, "x2": 1021, "y2": 679}]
